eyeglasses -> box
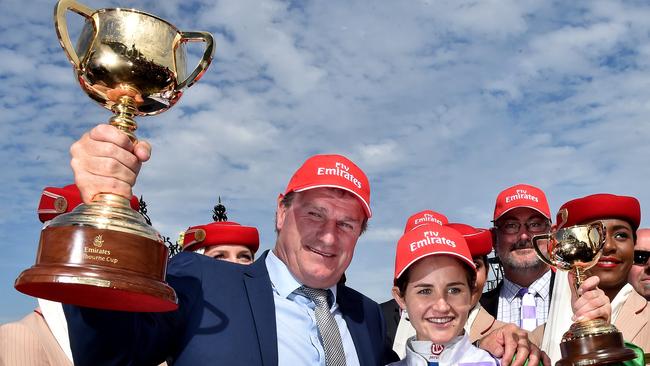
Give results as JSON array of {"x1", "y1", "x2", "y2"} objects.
[
  {"x1": 633, "y1": 250, "x2": 650, "y2": 266},
  {"x1": 496, "y1": 219, "x2": 550, "y2": 235}
]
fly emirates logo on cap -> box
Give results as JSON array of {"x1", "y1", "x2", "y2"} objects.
[
  {"x1": 505, "y1": 189, "x2": 540, "y2": 204},
  {"x1": 494, "y1": 184, "x2": 550, "y2": 220},
  {"x1": 409, "y1": 230, "x2": 457, "y2": 252},
  {"x1": 394, "y1": 224, "x2": 474, "y2": 281},
  {"x1": 316, "y1": 161, "x2": 363, "y2": 189},
  {"x1": 414, "y1": 213, "x2": 444, "y2": 227}
]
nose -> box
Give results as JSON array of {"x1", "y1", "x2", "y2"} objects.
[
  {"x1": 431, "y1": 295, "x2": 451, "y2": 313},
  {"x1": 601, "y1": 235, "x2": 616, "y2": 255},
  {"x1": 317, "y1": 219, "x2": 338, "y2": 246}
]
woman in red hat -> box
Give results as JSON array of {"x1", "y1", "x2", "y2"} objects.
[
  {"x1": 182, "y1": 220, "x2": 259, "y2": 265},
  {"x1": 553, "y1": 193, "x2": 649, "y2": 351}
]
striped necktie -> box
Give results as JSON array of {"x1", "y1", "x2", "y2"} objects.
[
  {"x1": 517, "y1": 287, "x2": 537, "y2": 331},
  {"x1": 300, "y1": 286, "x2": 347, "y2": 366}
]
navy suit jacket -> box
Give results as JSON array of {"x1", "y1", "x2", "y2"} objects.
[{"x1": 64, "y1": 251, "x2": 387, "y2": 366}]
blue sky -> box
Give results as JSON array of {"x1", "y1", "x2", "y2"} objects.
[{"x1": 2, "y1": 0, "x2": 650, "y2": 322}]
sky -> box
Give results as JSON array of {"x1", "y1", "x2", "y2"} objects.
[{"x1": 2, "y1": 0, "x2": 650, "y2": 323}]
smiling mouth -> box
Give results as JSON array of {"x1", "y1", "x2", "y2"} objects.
[
  {"x1": 308, "y1": 247, "x2": 335, "y2": 258},
  {"x1": 597, "y1": 257, "x2": 621, "y2": 268},
  {"x1": 426, "y1": 317, "x2": 454, "y2": 325}
]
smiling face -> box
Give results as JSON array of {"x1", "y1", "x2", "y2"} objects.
[
  {"x1": 585, "y1": 219, "x2": 635, "y2": 300},
  {"x1": 203, "y1": 245, "x2": 254, "y2": 265},
  {"x1": 273, "y1": 188, "x2": 365, "y2": 289},
  {"x1": 493, "y1": 207, "x2": 550, "y2": 285},
  {"x1": 393, "y1": 256, "x2": 473, "y2": 344}
]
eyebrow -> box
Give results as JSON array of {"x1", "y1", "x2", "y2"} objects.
[
  {"x1": 412, "y1": 281, "x2": 468, "y2": 288},
  {"x1": 609, "y1": 224, "x2": 632, "y2": 232},
  {"x1": 306, "y1": 204, "x2": 361, "y2": 223}
]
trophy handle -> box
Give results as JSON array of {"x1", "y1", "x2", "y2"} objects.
[
  {"x1": 176, "y1": 31, "x2": 215, "y2": 91},
  {"x1": 54, "y1": 0, "x2": 94, "y2": 68},
  {"x1": 588, "y1": 221, "x2": 607, "y2": 254},
  {"x1": 532, "y1": 233, "x2": 556, "y2": 267}
]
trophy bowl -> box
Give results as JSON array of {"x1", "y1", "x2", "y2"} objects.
[
  {"x1": 532, "y1": 222, "x2": 637, "y2": 365},
  {"x1": 14, "y1": 0, "x2": 214, "y2": 312}
]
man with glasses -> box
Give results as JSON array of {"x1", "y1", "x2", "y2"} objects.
[
  {"x1": 480, "y1": 184, "x2": 555, "y2": 330},
  {"x1": 628, "y1": 228, "x2": 650, "y2": 301}
]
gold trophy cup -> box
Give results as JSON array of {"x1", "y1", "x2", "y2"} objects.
[
  {"x1": 532, "y1": 222, "x2": 637, "y2": 365},
  {"x1": 15, "y1": 0, "x2": 214, "y2": 312}
]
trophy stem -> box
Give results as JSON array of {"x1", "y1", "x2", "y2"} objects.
[
  {"x1": 109, "y1": 89, "x2": 139, "y2": 142},
  {"x1": 574, "y1": 267, "x2": 586, "y2": 290}
]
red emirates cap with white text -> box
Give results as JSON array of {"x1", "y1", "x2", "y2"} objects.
[
  {"x1": 183, "y1": 221, "x2": 260, "y2": 253},
  {"x1": 283, "y1": 154, "x2": 371, "y2": 217},
  {"x1": 403, "y1": 210, "x2": 449, "y2": 233},
  {"x1": 493, "y1": 184, "x2": 550, "y2": 221},
  {"x1": 394, "y1": 224, "x2": 475, "y2": 282},
  {"x1": 38, "y1": 184, "x2": 140, "y2": 223},
  {"x1": 446, "y1": 223, "x2": 492, "y2": 257}
]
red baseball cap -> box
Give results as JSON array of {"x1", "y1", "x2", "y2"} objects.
[
  {"x1": 38, "y1": 184, "x2": 140, "y2": 223},
  {"x1": 403, "y1": 210, "x2": 449, "y2": 233},
  {"x1": 394, "y1": 224, "x2": 475, "y2": 282},
  {"x1": 493, "y1": 184, "x2": 550, "y2": 221},
  {"x1": 283, "y1": 154, "x2": 371, "y2": 217},
  {"x1": 556, "y1": 193, "x2": 641, "y2": 231},
  {"x1": 183, "y1": 221, "x2": 260, "y2": 253},
  {"x1": 446, "y1": 223, "x2": 493, "y2": 257}
]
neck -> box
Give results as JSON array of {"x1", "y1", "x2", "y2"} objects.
[
  {"x1": 503, "y1": 265, "x2": 549, "y2": 287},
  {"x1": 603, "y1": 285, "x2": 625, "y2": 303}
]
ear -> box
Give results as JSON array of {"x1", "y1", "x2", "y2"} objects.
[
  {"x1": 276, "y1": 195, "x2": 288, "y2": 232},
  {"x1": 392, "y1": 286, "x2": 407, "y2": 311}
]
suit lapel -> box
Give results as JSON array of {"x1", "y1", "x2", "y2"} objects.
[
  {"x1": 244, "y1": 251, "x2": 278, "y2": 366},
  {"x1": 337, "y1": 285, "x2": 374, "y2": 366},
  {"x1": 469, "y1": 307, "x2": 497, "y2": 343},
  {"x1": 614, "y1": 290, "x2": 648, "y2": 342}
]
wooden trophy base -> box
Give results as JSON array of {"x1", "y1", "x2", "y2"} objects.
[
  {"x1": 557, "y1": 330, "x2": 637, "y2": 366},
  {"x1": 15, "y1": 225, "x2": 178, "y2": 312}
]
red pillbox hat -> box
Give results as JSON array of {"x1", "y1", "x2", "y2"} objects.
[
  {"x1": 183, "y1": 221, "x2": 260, "y2": 253},
  {"x1": 556, "y1": 193, "x2": 641, "y2": 231},
  {"x1": 446, "y1": 223, "x2": 492, "y2": 257},
  {"x1": 493, "y1": 184, "x2": 550, "y2": 221},
  {"x1": 394, "y1": 224, "x2": 475, "y2": 282},
  {"x1": 38, "y1": 184, "x2": 139, "y2": 223},
  {"x1": 403, "y1": 210, "x2": 449, "y2": 233},
  {"x1": 283, "y1": 154, "x2": 371, "y2": 218}
]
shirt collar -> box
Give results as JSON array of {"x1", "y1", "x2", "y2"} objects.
[
  {"x1": 502, "y1": 269, "x2": 552, "y2": 302},
  {"x1": 265, "y1": 249, "x2": 338, "y2": 303}
]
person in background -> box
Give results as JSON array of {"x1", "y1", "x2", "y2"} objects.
[
  {"x1": 628, "y1": 228, "x2": 650, "y2": 301},
  {"x1": 481, "y1": 184, "x2": 555, "y2": 330},
  {"x1": 182, "y1": 199, "x2": 259, "y2": 265}
]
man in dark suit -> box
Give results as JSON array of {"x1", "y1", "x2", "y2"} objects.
[
  {"x1": 480, "y1": 184, "x2": 555, "y2": 330},
  {"x1": 63, "y1": 124, "x2": 385, "y2": 365}
]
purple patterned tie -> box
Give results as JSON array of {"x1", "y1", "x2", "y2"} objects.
[{"x1": 517, "y1": 287, "x2": 537, "y2": 331}]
